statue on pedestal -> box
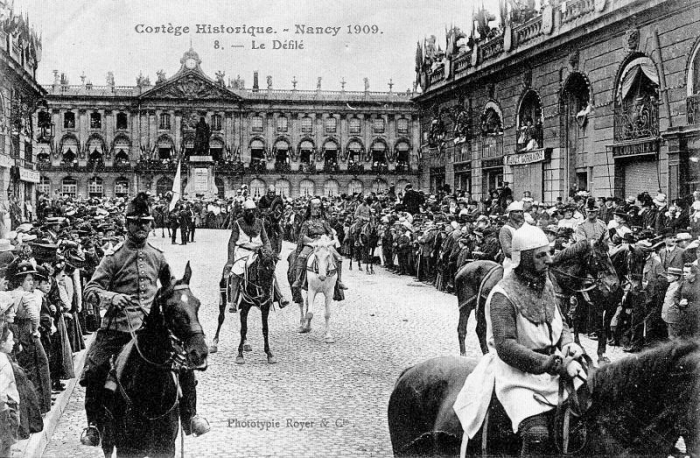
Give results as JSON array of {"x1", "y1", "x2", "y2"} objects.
[{"x1": 193, "y1": 117, "x2": 210, "y2": 156}]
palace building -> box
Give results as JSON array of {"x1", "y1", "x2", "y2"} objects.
[
  {"x1": 35, "y1": 48, "x2": 420, "y2": 200},
  {"x1": 0, "y1": 2, "x2": 44, "y2": 228},
  {"x1": 415, "y1": 0, "x2": 700, "y2": 203}
]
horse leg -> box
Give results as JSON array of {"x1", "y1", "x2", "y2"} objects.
[
  {"x1": 262, "y1": 305, "x2": 276, "y2": 364},
  {"x1": 298, "y1": 291, "x2": 307, "y2": 333},
  {"x1": 210, "y1": 284, "x2": 228, "y2": 354},
  {"x1": 303, "y1": 287, "x2": 315, "y2": 333},
  {"x1": 236, "y1": 306, "x2": 249, "y2": 364},
  {"x1": 475, "y1": 301, "x2": 488, "y2": 355},
  {"x1": 457, "y1": 306, "x2": 469, "y2": 357},
  {"x1": 323, "y1": 286, "x2": 334, "y2": 343}
]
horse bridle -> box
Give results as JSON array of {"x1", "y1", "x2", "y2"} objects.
[{"x1": 236, "y1": 255, "x2": 273, "y2": 308}]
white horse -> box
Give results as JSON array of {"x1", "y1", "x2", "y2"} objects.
[{"x1": 298, "y1": 235, "x2": 338, "y2": 343}]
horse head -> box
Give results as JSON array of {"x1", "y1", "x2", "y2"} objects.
[
  {"x1": 152, "y1": 261, "x2": 208, "y2": 370},
  {"x1": 254, "y1": 247, "x2": 277, "y2": 288},
  {"x1": 584, "y1": 234, "x2": 620, "y2": 296},
  {"x1": 311, "y1": 235, "x2": 336, "y2": 282},
  {"x1": 626, "y1": 244, "x2": 647, "y2": 291}
]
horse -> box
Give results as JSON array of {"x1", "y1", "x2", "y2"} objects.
[
  {"x1": 262, "y1": 212, "x2": 282, "y2": 256},
  {"x1": 102, "y1": 262, "x2": 208, "y2": 458},
  {"x1": 347, "y1": 219, "x2": 365, "y2": 272},
  {"x1": 608, "y1": 243, "x2": 650, "y2": 348},
  {"x1": 210, "y1": 248, "x2": 278, "y2": 365},
  {"x1": 297, "y1": 235, "x2": 339, "y2": 343},
  {"x1": 359, "y1": 216, "x2": 380, "y2": 275},
  {"x1": 387, "y1": 339, "x2": 700, "y2": 457},
  {"x1": 152, "y1": 205, "x2": 170, "y2": 239},
  {"x1": 455, "y1": 235, "x2": 619, "y2": 361}
]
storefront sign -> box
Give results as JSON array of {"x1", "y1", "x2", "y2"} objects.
[
  {"x1": 506, "y1": 149, "x2": 546, "y2": 166},
  {"x1": 611, "y1": 140, "x2": 658, "y2": 158},
  {"x1": 19, "y1": 168, "x2": 40, "y2": 183},
  {"x1": 193, "y1": 168, "x2": 209, "y2": 192},
  {"x1": 188, "y1": 155, "x2": 213, "y2": 162},
  {"x1": 481, "y1": 158, "x2": 503, "y2": 169}
]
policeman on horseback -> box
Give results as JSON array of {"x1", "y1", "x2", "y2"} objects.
[
  {"x1": 291, "y1": 198, "x2": 348, "y2": 292},
  {"x1": 222, "y1": 199, "x2": 288, "y2": 312},
  {"x1": 79, "y1": 193, "x2": 209, "y2": 447}
]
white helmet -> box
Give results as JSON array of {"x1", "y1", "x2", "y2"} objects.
[
  {"x1": 506, "y1": 201, "x2": 524, "y2": 213},
  {"x1": 243, "y1": 199, "x2": 256, "y2": 210},
  {"x1": 511, "y1": 224, "x2": 549, "y2": 268}
]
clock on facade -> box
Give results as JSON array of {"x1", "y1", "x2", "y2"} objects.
[{"x1": 185, "y1": 58, "x2": 197, "y2": 69}]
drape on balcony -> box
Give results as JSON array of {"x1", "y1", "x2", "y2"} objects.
[{"x1": 619, "y1": 57, "x2": 659, "y2": 100}]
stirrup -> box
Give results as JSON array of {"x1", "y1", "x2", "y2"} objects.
[{"x1": 80, "y1": 423, "x2": 101, "y2": 446}]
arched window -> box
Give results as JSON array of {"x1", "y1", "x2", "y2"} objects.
[
  {"x1": 615, "y1": 56, "x2": 660, "y2": 141},
  {"x1": 299, "y1": 140, "x2": 314, "y2": 164},
  {"x1": 64, "y1": 112, "x2": 75, "y2": 129},
  {"x1": 323, "y1": 139, "x2": 339, "y2": 164},
  {"x1": 114, "y1": 136, "x2": 130, "y2": 162},
  {"x1": 395, "y1": 141, "x2": 410, "y2": 164},
  {"x1": 301, "y1": 116, "x2": 313, "y2": 133},
  {"x1": 61, "y1": 177, "x2": 77, "y2": 197},
  {"x1": 277, "y1": 116, "x2": 288, "y2": 133},
  {"x1": 299, "y1": 179, "x2": 315, "y2": 197},
  {"x1": 159, "y1": 113, "x2": 171, "y2": 130},
  {"x1": 274, "y1": 140, "x2": 290, "y2": 165},
  {"x1": 371, "y1": 178, "x2": 388, "y2": 194},
  {"x1": 348, "y1": 179, "x2": 364, "y2": 196},
  {"x1": 250, "y1": 139, "x2": 265, "y2": 162},
  {"x1": 157, "y1": 136, "x2": 174, "y2": 160},
  {"x1": 517, "y1": 90, "x2": 544, "y2": 151},
  {"x1": 481, "y1": 105, "x2": 503, "y2": 136},
  {"x1": 370, "y1": 140, "x2": 387, "y2": 164},
  {"x1": 88, "y1": 177, "x2": 104, "y2": 197},
  {"x1": 323, "y1": 179, "x2": 340, "y2": 197},
  {"x1": 156, "y1": 176, "x2": 173, "y2": 197},
  {"x1": 346, "y1": 140, "x2": 363, "y2": 162},
  {"x1": 114, "y1": 149, "x2": 129, "y2": 164},
  {"x1": 249, "y1": 178, "x2": 266, "y2": 198},
  {"x1": 61, "y1": 136, "x2": 78, "y2": 164},
  {"x1": 38, "y1": 176, "x2": 50, "y2": 195},
  {"x1": 114, "y1": 177, "x2": 129, "y2": 197},
  {"x1": 275, "y1": 179, "x2": 291, "y2": 198},
  {"x1": 251, "y1": 116, "x2": 263, "y2": 132}
]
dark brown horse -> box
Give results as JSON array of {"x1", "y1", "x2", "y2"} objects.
[
  {"x1": 388, "y1": 339, "x2": 700, "y2": 457},
  {"x1": 210, "y1": 249, "x2": 278, "y2": 364},
  {"x1": 455, "y1": 236, "x2": 619, "y2": 361},
  {"x1": 102, "y1": 262, "x2": 208, "y2": 458}
]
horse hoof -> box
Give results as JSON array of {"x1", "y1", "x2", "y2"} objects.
[
  {"x1": 324, "y1": 336, "x2": 335, "y2": 344},
  {"x1": 235, "y1": 355, "x2": 245, "y2": 364},
  {"x1": 598, "y1": 355, "x2": 611, "y2": 365},
  {"x1": 244, "y1": 343, "x2": 252, "y2": 352},
  {"x1": 460, "y1": 352, "x2": 466, "y2": 357},
  {"x1": 267, "y1": 354, "x2": 277, "y2": 364},
  {"x1": 298, "y1": 326, "x2": 306, "y2": 333},
  {"x1": 209, "y1": 345, "x2": 218, "y2": 354}
]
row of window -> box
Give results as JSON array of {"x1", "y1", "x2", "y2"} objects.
[
  {"x1": 38, "y1": 176, "x2": 130, "y2": 197},
  {"x1": 61, "y1": 112, "x2": 410, "y2": 135}
]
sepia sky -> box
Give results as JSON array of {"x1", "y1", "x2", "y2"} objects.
[{"x1": 14, "y1": 0, "x2": 505, "y2": 92}]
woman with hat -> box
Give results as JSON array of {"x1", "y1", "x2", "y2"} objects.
[
  {"x1": 454, "y1": 225, "x2": 585, "y2": 456},
  {"x1": 557, "y1": 205, "x2": 578, "y2": 230},
  {"x1": 37, "y1": 262, "x2": 74, "y2": 391},
  {"x1": 12, "y1": 262, "x2": 51, "y2": 413}
]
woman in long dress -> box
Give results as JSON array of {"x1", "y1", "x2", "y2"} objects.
[{"x1": 13, "y1": 262, "x2": 52, "y2": 414}]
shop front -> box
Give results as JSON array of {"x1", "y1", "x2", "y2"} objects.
[
  {"x1": 505, "y1": 148, "x2": 549, "y2": 201},
  {"x1": 610, "y1": 139, "x2": 660, "y2": 199},
  {"x1": 481, "y1": 158, "x2": 503, "y2": 197}
]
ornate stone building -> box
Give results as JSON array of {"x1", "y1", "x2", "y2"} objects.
[
  {"x1": 36, "y1": 49, "x2": 420, "y2": 200},
  {"x1": 416, "y1": 0, "x2": 700, "y2": 203},
  {"x1": 0, "y1": 1, "x2": 44, "y2": 231}
]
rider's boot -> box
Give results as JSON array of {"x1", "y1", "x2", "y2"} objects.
[
  {"x1": 273, "y1": 279, "x2": 289, "y2": 309},
  {"x1": 228, "y1": 276, "x2": 240, "y2": 313},
  {"x1": 291, "y1": 255, "x2": 307, "y2": 289},
  {"x1": 336, "y1": 260, "x2": 348, "y2": 290},
  {"x1": 519, "y1": 414, "x2": 552, "y2": 457},
  {"x1": 81, "y1": 380, "x2": 104, "y2": 446}
]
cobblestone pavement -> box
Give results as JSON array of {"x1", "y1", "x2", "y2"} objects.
[{"x1": 43, "y1": 229, "x2": 621, "y2": 458}]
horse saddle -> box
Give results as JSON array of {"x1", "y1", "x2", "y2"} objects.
[{"x1": 105, "y1": 339, "x2": 136, "y2": 392}]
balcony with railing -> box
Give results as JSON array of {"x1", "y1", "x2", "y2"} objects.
[
  {"x1": 514, "y1": 15, "x2": 543, "y2": 46},
  {"x1": 480, "y1": 36, "x2": 504, "y2": 63},
  {"x1": 613, "y1": 96, "x2": 660, "y2": 142},
  {"x1": 481, "y1": 135, "x2": 504, "y2": 159}
]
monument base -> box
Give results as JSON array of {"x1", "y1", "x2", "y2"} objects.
[{"x1": 184, "y1": 162, "x2": 219, "y2": 199}]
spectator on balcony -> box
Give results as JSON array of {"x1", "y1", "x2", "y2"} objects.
[{"x1": 517, "y1": 117, "x2": 539, "y2": 152}]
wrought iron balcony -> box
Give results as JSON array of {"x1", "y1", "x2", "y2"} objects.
[{"x1": 614, "y1": 96, "x2": 660, "y2": 142}]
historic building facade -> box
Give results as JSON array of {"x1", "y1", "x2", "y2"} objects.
[
  {"x1": 415, "y1": 0, "x2": 700, "y2": 203},
  {"x1": 0, "y1": 2, "x2": 44, "y2": 232},
  {"x1": 36, "y1": 49, "x2": 420, "y2": 200}
]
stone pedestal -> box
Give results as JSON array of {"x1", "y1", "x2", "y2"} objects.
[{"x1": 184, "y1": 156, "x2": 219, "y2": 198}]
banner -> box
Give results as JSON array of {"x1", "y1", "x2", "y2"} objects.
[{"x1": 169, "y1": 160, "x2": 181, "y2": 211}]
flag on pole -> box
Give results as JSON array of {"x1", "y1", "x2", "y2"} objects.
[{"x1": 169, "y1": 159, "x2": 181, "y2": 211}]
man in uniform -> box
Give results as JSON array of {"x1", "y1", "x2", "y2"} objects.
[
  {"x1": 257, "y1": 185, "x2": 285, "y2": 254},
  {"x1": 574, "y1": 199, "x2": 609, "y2": 243},
  {"x1": 498, "y1": 201, "x2": 526, "y2": 276},
  {"x1": 80, "y1": 193, "x2": 209, "y2": 447},
  {"x1": 222, "y1": 200, "x2": 288, "y2": 312}
]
